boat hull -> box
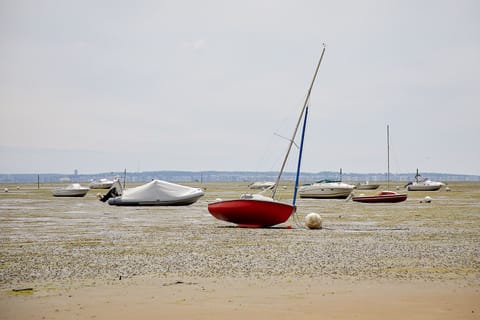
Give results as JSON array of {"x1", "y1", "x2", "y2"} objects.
[
  {"x1": 298, "y1": 181, "x2": 354, "y2": 199},
  {"x1": 52, "y1": 189, "x2": 89, "y2": 197},
  {"x1": 107, "y1": 194, "x2": 203, "y2": 206},
  {"x1": 89, "y1": 183, "x2": 113, "y2": 189},
  {"x1": 407, "y1": 185, "x2": 442, "y2": 191},
  {"x1": 356, "y1": 184, "x2": 380, "y2": 190},
  {"x1": 207, "y1": 199, "x2": 295, "y2": 228},
  {"x1": 352, "y1": 191, "x2": 407, "y2": 203},
  {"x1": 298, "y1": 188, "x2": 353, "y2": 199}
]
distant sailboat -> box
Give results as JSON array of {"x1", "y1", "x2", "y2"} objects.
[
  {"x1": 208, "y1": 45, "x2": 327, "y2": 227},
  {"x1": 352, "y1": 125, "x2": 407, "y2": 203}
]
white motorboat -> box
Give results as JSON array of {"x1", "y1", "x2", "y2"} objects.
[
  {"x1": 89, "y1": 178, "x2": 115, "y2": 189},
  {"x1": 100, "y1": 179, "x2": 204, "y2": 206},
  {"x1": 52, "y1": 183, "x2": 90, "y2": 197},
  {"x1": 298, "y1": 179, "x2": 355, "y2": 199},
  {"x1": 248, "y1": 181, "x2": 275, "y2": 190},
  {"x1": 405, "y1": 170, "x2": 444, "y2": 191}
]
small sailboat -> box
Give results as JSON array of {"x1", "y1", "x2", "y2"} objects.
[
  {"x1": 352, "y1": 125, "x2": 407, "y2": 203},
  {"x1": 208, "y1": 45, "x2": 327, "y2": 227}
]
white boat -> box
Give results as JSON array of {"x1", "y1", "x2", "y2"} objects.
[
  {"x1": 248, "y1": 181, "x2": 275, "y2": 190},
  {"x1": 52, "y1": 183, "x2": 90, "y2": 197},
  {"x1": 298, "y1": 179, "x2": 355, "y2": 199},
  {"x1": 100, "y1": 179, "x2": 204, "y2": 206},
  {"x1": 405, "y1": 169, "x2": 444, "y2": 191},
  {"x1": 89, "y1": 178, "x2": 115, "y2": 189},
  {"x1": 355, "y1": 181, "x2": 380, "y2": 190}
]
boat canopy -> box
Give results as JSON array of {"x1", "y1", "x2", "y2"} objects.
[
  {"x1": 120, "y1": 180, "x2": 202, "y2": 202},
  {"x1": 314, "y1": 179, "x2": 341, "y2": 183}
]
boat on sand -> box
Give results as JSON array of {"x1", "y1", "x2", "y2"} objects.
[
  {"x1": 352, "y1": 125, "x2": 407, "y2": 203},
  {"x1": 52, "y1": 184, "x2": 90, "y2": 197},
  {"x1": 89, "y1": 178, "x2": 115, "y2": 189},
  {"x1": 100, "y1": 179, "x2": 204, "y2": 206},
  {"x1": 298, "y1": 180, "x2": 355, "y2": 199},
  {"x1": 355, "y1": 181, "x2": 380, "y2": 190},
  {"x1": 405, "y1": 169, "x2": 444, "y2": 191},
  {"x1": 248, "y1": 181, "x2": 275, "y2": 190},
  {"x1": 208, "y1": 45, "x2": 327, "y2": 227},
  {"x1": 351, "y1": 190, "x2": 407, "y2": 203}
]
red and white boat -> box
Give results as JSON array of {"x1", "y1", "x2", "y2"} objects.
[
  {"x1": 352, "y1": 190, "x2": 407, "y2": 203},
  {"x1": 208, "y1": 194, "x2": 296, "y2": 228},
  {"x1": 208, "y1": 46, "x2": 327, "y2": 228},
  {"x1": 351, "y1": 125, "x2": 407, "y2": 204}
]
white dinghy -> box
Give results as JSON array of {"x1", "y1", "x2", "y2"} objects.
[{"x1": 53, "y1": 183, "x2": 90, "y2": 197}]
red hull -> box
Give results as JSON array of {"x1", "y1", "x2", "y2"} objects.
[
  {"x1": 207, "y1": 199, "x2": 296, "y2": 228},
  {"x1": 352, "y1": 191, "x2": 407, "y2": 203}
]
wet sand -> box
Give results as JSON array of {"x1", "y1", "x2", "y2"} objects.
[
  {"x1": 1, "y1": 277, "x2": 479, "y2": 320},
  {"x1": 0, "y1": 181, "x2": 479, "y2": 319}
]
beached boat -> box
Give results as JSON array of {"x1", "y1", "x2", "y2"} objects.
[
  {"x1": 89, "y1": 178, "x2": 115, "y2": 189},
  {"x1": 208, "y1": 45, "x2": 327, "y2": 227},
  {"x1": 298, "y1": 180, "x2": 355, "y2": 199},
  {"x1": 52, "y1": 183, "x2": 90, "y2": 197},
  {"x1": 355, "y1": 181, "x2": 380, "y2": 190},
  {"x1": 352, "y1": 125, "x2": 407, "y2": 203},
  {"x1": 351, "y1": 190, "x2": 407, "y2": 203},
  {"x1": 405, "y1": 169, "x2": 444, "y2": 191},
  {"x1": 248, "y1": 181, "x2": 275, "y2": 190},
  {"x1": 100, "y1": 179, "x2": 204, "y2": 206}
]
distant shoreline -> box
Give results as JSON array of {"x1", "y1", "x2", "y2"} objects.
[{"x1": 1, "y1": 170, "x2": 479, "y2": 183}]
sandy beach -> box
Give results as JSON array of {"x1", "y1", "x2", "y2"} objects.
[
  {"x1": 2, "y1": 276, "x2": 478, "y2": 320},
  {"x1": 1, "y1": 181, "x2": 479, "y2": 319}
]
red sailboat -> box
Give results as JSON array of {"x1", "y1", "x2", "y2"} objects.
[
  {"x1": 208, "y1": 194, "x2": 296, "y2": 228},
  {"x1": 352, "y1": 125, "x2": 407, "y2": 203},
  {"x1": 208, "y1": 45, "x2": 327, "y2": 227}
]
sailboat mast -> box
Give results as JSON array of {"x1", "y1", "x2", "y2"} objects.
[
  {"x1": 272, "y1": 44, "x2": 326, "y2": 199},
  {"x1": 387, "y1": 125, "x2": 390, "y2": 190},
  {"x1": 292, "y1": 105, "x2": 309, "y2": 205}
]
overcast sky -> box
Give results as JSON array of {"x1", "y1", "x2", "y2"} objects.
[{"x1": 1, "y1": 0, "x2": 479, "y2": 175}]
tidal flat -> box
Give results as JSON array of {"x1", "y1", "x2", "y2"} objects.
[{"x1": 0, "y1": 181, "x2": 479, "y2": 290}]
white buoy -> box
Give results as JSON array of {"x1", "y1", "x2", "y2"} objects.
[
  {"x1": 4, "y1": 187, "x2": 8, "y2": 193},
  {"x1": 396, "y1": 186, "x2": 400, "y2": 190},
  {"x1": 305, "y1": 212, "x2": 322, "y2": 229},
  {"x1": 446, "y1": 187, "x2": 451, "y2": 192},
  {"x1": 424, "y1": 196, "x2": 432, "y2": 203}
]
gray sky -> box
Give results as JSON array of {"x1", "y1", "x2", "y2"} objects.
[{"x1": 1, "y1": 0, "x2": 479, "y2": 175}]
